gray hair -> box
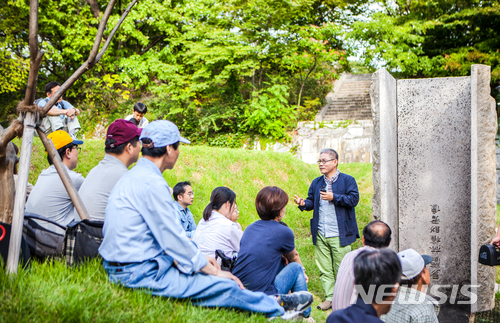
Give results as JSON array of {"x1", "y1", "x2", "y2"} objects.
[{"x1": 320, "y1": 148, "x2": 338, "y2": 160}]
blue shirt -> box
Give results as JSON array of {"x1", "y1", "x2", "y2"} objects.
[
  {"x1": 327, "y1": 297, "x2": 383, "y2": 323},
  {"x1": 318, "y1": 176, "x2": 339, "y2": 237},
  {"x1": 99, "y1": 157, "x2": 208, "y2": 274},
  {"x1": 232, "y1": 220, "x2": 295, "y2": 295},
  {"x1": 173, "y1": 201, "x2": 197, "y2": 238},
  {"x1": 37, "y1": 98, "x2": 75, "y2": 121}
]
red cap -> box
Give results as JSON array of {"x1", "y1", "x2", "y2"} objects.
[{"x1": 106, "y1": 119, "x2": 142, "y2": 148}]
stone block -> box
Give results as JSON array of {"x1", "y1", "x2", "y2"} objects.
[{"x1": 370, "y1": 69, "x2": 399, "y2": 250}]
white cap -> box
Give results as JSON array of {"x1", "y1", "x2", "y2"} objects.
[{"x1": 398, "y1": 248, "x2": 433, "y2": 280}]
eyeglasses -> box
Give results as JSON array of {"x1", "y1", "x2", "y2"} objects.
[
  {"x1": 186, "y1": 192, "x2": 195, "y2": 197},
  {"x1": 73, "y1": 146, "x2": 81, "y2": 153},
  {"x1": 317, "y1": 158, "x2": 335, "y2": 165}
]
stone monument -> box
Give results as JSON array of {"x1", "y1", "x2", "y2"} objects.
[{"x1": 371, "y1": 65, "x2": 497, "y2": 322}]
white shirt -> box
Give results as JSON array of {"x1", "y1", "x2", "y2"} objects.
[
  {"x1": 125, "y1": 114, "x2": 149, "y2": 128},
  {"x1": 193, "y1": 210, "x2": 243, "y2": 258}
]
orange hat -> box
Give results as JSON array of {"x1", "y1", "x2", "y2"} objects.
[{"x1": 47, "y1": 130, "x2": 83, "y2": 150}]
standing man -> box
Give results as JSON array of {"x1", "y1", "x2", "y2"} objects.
[
  {"x1": 37, "y1": 81, "x2": 81, "y2": 138},
  {"x1": 78, "y1": 119, "x2": 142, "y2": 220},
  {"x1": 172, "y1": 181, "x2": 197, "y2": 238},
  {"x1": 294, "y1": 148, "x2": 360, "y2": 310},
  {"x1": 125, "y1": 102, "x2": 149, "y2": 128},
  {"x1": 99, "y1": 120, "x2": 313, "y2": 319}
]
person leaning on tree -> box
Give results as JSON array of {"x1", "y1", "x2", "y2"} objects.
[{"x1": 294, "y1": 148, "x2": 360, "y2": 311}]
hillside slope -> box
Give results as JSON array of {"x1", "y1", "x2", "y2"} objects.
[{"x1": 5, "y1": 138, "x2": 374, "y2": 322}]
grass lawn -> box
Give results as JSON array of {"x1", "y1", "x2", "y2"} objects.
[{"x1": 2, "y1": 138, "x2": 374, "y2": 322}]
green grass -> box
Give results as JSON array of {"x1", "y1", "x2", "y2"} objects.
[{"x1": 4, "y1": 137, "x2": 374, "y2": 322}]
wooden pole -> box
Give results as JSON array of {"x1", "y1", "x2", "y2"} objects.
[
  {"x1": 6, "y1": 113, "x2": 36, "y2": 274},
  {"x1": 36, "y1": 127, "x2": 90, "y2": 221}
]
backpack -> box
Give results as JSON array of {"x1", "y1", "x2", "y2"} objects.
[{"x1": 23, "y1": 213, "x2": 66, "y2": 261}]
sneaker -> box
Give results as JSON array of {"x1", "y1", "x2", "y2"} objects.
[
  {"x1": 278, "y1": 291, "x2": 313, "y2": 314},
  {"x1": 316, "y1": 300, "x2": 332, "y2": 310}
]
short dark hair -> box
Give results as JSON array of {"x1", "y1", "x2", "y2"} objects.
[
  {"x1": 320, "y1": 148, "x2": 338, "y2": 160},
  {"x1": 47, "y1": 142, "x2": 75, "y2": 165},
  {"x1": 354, "y1": 249, "x2": 401, "y2": 303},
  {"x1": 203, "y1": 187, "x2": 236, "y2": 221},
  {"x1": 104, "y1": 136, "x2": 140, "y2": 155},
  {"x1": 45, "y1": 81, "x2": 61, "y2": 95},
  {"x1": 401, "y1": 272, "x2": 422, "y2": 288},
  {"x1": 133, "y1": 102, "x2": 147, "y2": 114},
  {"x1": 255, "y1": 186, "x2": 289, "y2": 220},
  {"x1": 363, "y1": 220, "x2": 392, "y2": 248},
  {"x1": 140, "y1": 138, "x2": 179, "y2": 157},
  {"x1": 173, "y1": 181, "x2": 192, "y2": 201}
]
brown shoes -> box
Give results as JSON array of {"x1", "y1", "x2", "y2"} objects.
[{"x1": 317, "y1": 300, "x2": 332, "y2": 311}]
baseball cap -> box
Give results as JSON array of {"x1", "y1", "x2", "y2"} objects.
[
  {"x1": 398, "y1": 249, "x2": 433, "y2": 280},
  {"x1": 106, "y1": 119, "x2": 142, "y2": 148},
  {"x1": 47, "y1": 130, "x2": 83, "y2": 150},
  {"x1": 139, "y1": 120, "x2": 190, "y2": 148}
]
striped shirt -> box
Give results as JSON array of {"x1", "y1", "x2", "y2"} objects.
[
  {"x1": 332, "y1": 245, "x2": 375, "y2": 311},
  {"x1": 381, "y1": 286, "x2": 440, "y2": 323}
]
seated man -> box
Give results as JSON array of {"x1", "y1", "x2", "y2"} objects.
[
  {"x1": 327, "y1": 248, "x2": 401, "y2": 323},
  {"x1": 172, "y1": 181, "x2": 197, "y2": 238},
  {"x1": 381, "y1": 249, "x2": 439, "y2": 323},
  {"x1": 125, "y1": 102, "x2": 149, "y2": 128},
  {"x1": 332, "y1": 220, "x2": 392, "y2": 311},
  {"x1": 25, "y1": 130, "x2": 84, "y2": 234},
  {"x1": 78, "y1": 119, "x2": 142, "y2": 220},
  {"x1": 37, "y1": 81, "x2": 81, "y2": 138},
  {"x1": 98, "y1": 120, "x2": 313, "y2": 319},
  {"x1": 232, "y1": 186, "x2": 313, "y2": 320}
]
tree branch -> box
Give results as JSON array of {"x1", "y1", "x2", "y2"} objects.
[
  {"x1": 139, "y1": 35, "x2": 164, "y2": 55},
  {"x1": 24, "y1": 0, "x2": 45, "y2": 105},
  {"x1": 41, "y1": 0, "x2": 139, "y2": 116},
  {"x1": 0, "y1": 120, "x2": 23, "y2": 153},
  {"x1": 95, "y1": 0, "x2": 139, "y2": 62},
  {"x1": 86, "y1": 0, "x2": 101, "y2": 19}
]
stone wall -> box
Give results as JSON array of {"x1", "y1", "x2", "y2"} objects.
[
  {"x1": 371, "y1": 65, "x2": 497, "y2": 321},
  {"x1": 245, "y1": 120, "x2": 373, "y2": 164}
]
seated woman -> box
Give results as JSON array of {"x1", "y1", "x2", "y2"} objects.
[
  {"x1": 232, "y1": 186, "x2": 312, "y2": 318},
  {"x1": 193, "y1": 187, "x2": 243, "y2": 258}
]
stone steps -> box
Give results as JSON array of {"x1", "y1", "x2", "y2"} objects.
[{"x1": 319, "y1": 73, "x2": 373, "y2": 121}]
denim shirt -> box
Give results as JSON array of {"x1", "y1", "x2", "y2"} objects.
[
  {"x1": 37, "y1": 97, "x2": 75, "y2": 121},
  {"x1": 173, "y1": 201, "x2": 197, "y2": 238},
  {"x1": 99, "y1": 157, "x2": 208, "y2": 274},
  {"x1": 318, "y1": 173, "x2": 340, "y2": 238}
]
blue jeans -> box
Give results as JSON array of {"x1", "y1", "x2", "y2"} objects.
[
  {"x1": 274, "y1": 262, "x2": 311, "y2": 317},
  {"x1": 103, "y1": 254, "x2": 284, "y2": 317}
]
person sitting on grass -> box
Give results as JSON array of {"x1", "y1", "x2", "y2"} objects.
[
  {"x1": 193, "y1": 187, "x2": 243, "y2": 258},
  {"x1": 98, "y1": 120, "x2": 313, "y2": 320},
  {"x1": 381, "y1": 249, "x2": 439, "y2": 323},
  {"x1": 125, "y1": 102, "x2": 149, "y2": 128},
  {"x1": 232, "y1": 186, "x2": 314, "y2": 321},
  {"x1": 327, "y1": 248, "x2": 401, "y2": 323},
  {"x1": 78, "y1": 119, "x2": 142, "y2": 221},
  {"x1": 25, "y1": 130, "x2": 84, "y2": 234},
  {"x1": 172, "y1": 181, "x2": 197, "y2": 238}
]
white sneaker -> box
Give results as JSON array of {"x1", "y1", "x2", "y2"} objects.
[{"x1": 278, "y1": 291, "x2": 314, "y2": 320}]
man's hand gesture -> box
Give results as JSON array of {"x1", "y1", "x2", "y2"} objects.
[{"x1": 293, "y1": 195, "x2": 305, "y2": 206}]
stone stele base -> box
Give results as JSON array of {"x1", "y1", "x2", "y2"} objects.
[{"x1": 371, "y1": 65, "x2": 497, "y2": 323}]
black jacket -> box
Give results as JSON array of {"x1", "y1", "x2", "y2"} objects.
[{"x1": 299, "y1": 172, "x2": 360, "y2": 246}]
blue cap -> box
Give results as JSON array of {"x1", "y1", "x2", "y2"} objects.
[{"x1": 139, "y1": 120, "x2": 190, "y2": 148}]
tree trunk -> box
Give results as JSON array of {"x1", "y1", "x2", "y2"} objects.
[{"x1": 0, "y1": 130, "x2": 18, "y2": 224}]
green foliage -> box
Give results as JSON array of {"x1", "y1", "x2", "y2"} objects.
[
  {"x1": 350, "y1": 0, "x2": 500, "y2": 85},
  {"x1": 0, "y1": 0, "x2": 361, "y2": 142},
  {"x1": 8, "y1": 138, "x2": 374, "y2": 322}
]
